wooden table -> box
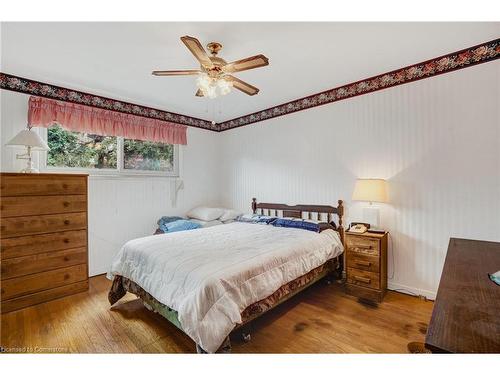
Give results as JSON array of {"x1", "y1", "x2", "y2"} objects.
[{"x1": 425, "y1": 238, "x2": 500, "y2": 353}]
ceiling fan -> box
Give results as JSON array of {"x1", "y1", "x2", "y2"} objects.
[{"x1": 152, "y1": 36, "x2": 269, "y2": 98}]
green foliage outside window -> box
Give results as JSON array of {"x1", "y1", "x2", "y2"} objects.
[
  {"x1": 47, "y1": 124, "x2": 175, "y2": 172},
  {"x1": 124, "y1": 139, "x2": 173, "y2": 171},
  {"x1": 47, "y1": 125, "x2": 117, "y2": 169}
]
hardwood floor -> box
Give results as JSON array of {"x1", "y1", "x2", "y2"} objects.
[{"x1": 0, "y1": 275, "x2": 433, "y2": 353}]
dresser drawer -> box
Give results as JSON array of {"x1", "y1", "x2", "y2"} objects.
[
  {"x1": 1, "y1": 212, "x2": 87, "y2": 238},
  {"x1": 346, "y1": 236, "x2": 380, "y2": 256},
  {"x1": 1, "y1": 280, "x2": 89, "y2": 314},
  {"x1": 1, "y1": 230, "x2": 87, "y2": 259},
  {"x1": 346, "y1": 252, "x2": 380, "y2": 273},
  {"x1": 1, "y1": 264, "x2": 87, "y2": 300},
  {"x1": 0, "y1": 174, "x2": 86, "y2": 197},
  {"x1": 347, "y1": 267, "x2": 380, "y2": 290},
  {"x1": 0, "y1": 173, "x2": 87, "y2": 197},
  {"x1": 1, "y1": 247, "x2": 87, "y2": 280},
  {"x1": 1, "y1": 195, "x2": 87, "y2": 218}
]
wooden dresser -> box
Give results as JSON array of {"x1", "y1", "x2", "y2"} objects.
[
  {"x1": 425, "y1": 238, "x2": 500, "y2": 353},
  {"x1": 1, "y1": 173, "x2": 89, "y2": 313},
  {"x1": 345, "y1": 231, "x2": 388, "y2": 303}
]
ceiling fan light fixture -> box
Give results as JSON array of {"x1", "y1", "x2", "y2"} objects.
[
  {"x1": 196, "y1": 72, "x2": 233, "y2": 98},
  {"x1": 206, "y1": 85, "x2": 217, "y2": 99},
  {"x1": 196, "y1": 72, "x2": 211, "y2": 88},
  {"x1": 217, "y1": 78, "x2": 233, "y2": 96}
]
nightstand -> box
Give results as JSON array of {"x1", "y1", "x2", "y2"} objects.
[{"x1": 345, "y1": 231, "x2": 388, "y2": 303}]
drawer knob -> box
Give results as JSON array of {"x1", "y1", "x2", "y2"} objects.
[
  {"x1": 64, "y1": 220, "x2": 70, "y2": 225},
  {"x1": 355, "y1": 260, "x2": 371, "y2": 267},
  {"x1": 63, "y1": 238, "x2": 70, "y2": 243},
  {"x1": 64, "y1": 274, "x2": 70, "y2": 280},
  {"x1": 62, "y1": 184, "x2": 68, "y2": 189},
  {"x1": 356, "y1": 245, "x2": 372, "y2": 250},
  {"x1": 354, "y1": 275, "x2": 371, "y2": 284},
  {"x1": 64, "y1": 256, "x2": 70, "y2": 261},
  {"x1": 63, "y1": 201, "x2": 70, "y2": 207}
]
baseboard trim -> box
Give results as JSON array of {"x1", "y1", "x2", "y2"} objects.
[{"x1": 388, "y1": 281, "x2": 436, "y2": 301}]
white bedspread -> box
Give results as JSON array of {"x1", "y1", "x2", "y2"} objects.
[{"x1": 108, "y1": 222, "x2": 343, "y2": 352}]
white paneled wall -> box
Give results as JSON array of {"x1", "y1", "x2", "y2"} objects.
[
  {"x1": 0, "y1": 91, "x2": 222, "y2": 275},
  {"x1": 218, "y1": 62, "x2": 500, "y2": 299}
]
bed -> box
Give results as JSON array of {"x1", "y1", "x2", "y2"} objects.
[{"x1": 108, "y1": 198, "x2": 345, "y2": 353}]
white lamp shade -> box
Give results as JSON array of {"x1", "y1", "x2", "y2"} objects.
[
  {"x1": 5, "y1": 129, "x2": 49, "y2": 150},
  {"x1": 352, "y1": 179, "x2": 388, "y2": 203}
]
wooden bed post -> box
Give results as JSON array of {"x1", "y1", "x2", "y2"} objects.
[
  {"x1": 337, "y1": 199, "x2": 345, "y2": 245},
  {"x1": 337, "y1": 199, "x2": 345, "y2": 280},
  {"x1": 252, "y1": 197, "x2": 257, "y2": 214}
]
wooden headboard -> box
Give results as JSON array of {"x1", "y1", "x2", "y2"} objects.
[{"x1": 251, "y1": 198, "x2": 345, "y2": 244}]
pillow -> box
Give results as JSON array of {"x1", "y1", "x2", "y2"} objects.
[
  {"x1": 164, "y1": 219, "x2": 201, "y2": 233},
  {"x1": 235, "y1": 214, "x2": 277, "y2": 225},
  {"x1": 189, "y1": 219, "x2": 223, "y2": 228},
  {"x1": 157, "y1": 216, "x2": 184, "y2": 225},
  {"x1": 219, "y1": 209, "x2": 243, "y2": 222},
  {"x1": 186, "y1": 206, "x2": 224, "y2": 221},
  {"x1": 234, "y1": 214, "x2": 254, "y2": 223},
  {"x1": 301, "y1": 218, "x2": 337, "y2": 231},
  {"x1": 157, "y1": 216, "x2": 184, "y2": 233},
  {"x1": 272, "y1": 218, "x2": 321, "y2": 233},
  {"x1": 282, "y1": 217, "x2": 337, "y2": 231}
]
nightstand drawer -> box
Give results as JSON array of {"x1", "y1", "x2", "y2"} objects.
[
  {"x1": 346, "y1": 236, "x2": 380, "y2": 256},
  {"x1": 346, "y1": 252, "x2": 380, "y2": 273},
  {"x1": 347, "y1": 267, "x2": 380, "y2": 290}
]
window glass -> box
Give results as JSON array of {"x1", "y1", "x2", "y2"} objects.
[
  {"x1": 123, "y1": 139, "x2": 174, "y2": 172},
  {"x1": 47, "y1": 125, "x2": 117, "y2": 169}
]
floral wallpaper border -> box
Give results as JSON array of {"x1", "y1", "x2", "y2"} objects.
[
  {"x1": 1, "y1": 38, "x2": 498, "y2": 133},
  {"x1": 218, "y1": 38, "x2": 500, "y2": 131},
  {"x1": 0, "y1": 73, "x2": 216, "y2": 131}
]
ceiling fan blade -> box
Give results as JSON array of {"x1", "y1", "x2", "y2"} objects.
[
  {"x1": 223, "y1": 54, "x2": 269, "y2": 73},
  {"x1": 152, "y1": 70, "x2": 201, "y2": 76},
  {"x1": 225, "y1": 76, "x2": 259, "y2": 96},
  {"x1": 180, "y1": 36, "x2": 214, "y2": 68},
  {"x1": 195, "y1": 89, "x2": 204, "y2": 97}
]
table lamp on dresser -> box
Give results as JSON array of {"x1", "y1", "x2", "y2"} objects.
[
  {"x1": 5, "y1": 127, "x2": 50, "y2": 173},
  {"x1": 352, "y1": 178, "x2": 388, "y2": 231}
]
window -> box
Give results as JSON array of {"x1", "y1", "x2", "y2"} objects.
[
  {"x1": 123, "y1": 139, "x2": 174, "y2": 172},
  {"x1": 45, "y1": 124, "x2": 178, "y2": 176},
  {"x1": 47, "y1": 125, "x2": 117, "y2": 169}
]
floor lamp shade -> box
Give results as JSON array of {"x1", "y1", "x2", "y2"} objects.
[{"x1": 352, "y1": 179, "x2": 388, "y2": 203}]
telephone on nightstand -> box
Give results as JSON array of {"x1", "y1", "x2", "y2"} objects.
[{"x1": 348, "y1": 222, "x2": 370, "y2": 233}]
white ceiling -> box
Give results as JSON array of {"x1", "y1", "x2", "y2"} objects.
[{"x1": 1, "y1": 22, "x2": 499, "y2": 123}]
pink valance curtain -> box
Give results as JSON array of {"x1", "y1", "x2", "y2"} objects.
[{"x1": 28, "y1": 96, "x2": 187, "y2": 145}]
